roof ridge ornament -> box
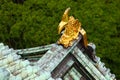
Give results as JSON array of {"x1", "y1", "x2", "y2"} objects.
[{"x1": 57, "y1": 8, "x2": 88, "y2": 48}]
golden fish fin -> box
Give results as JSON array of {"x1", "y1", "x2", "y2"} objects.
[
  {"x1": 58, "y1": 7, "x2": 70, "y2": 34},
  {"x1": 62, "y1": 7, "x2": 70, "y2": 22}
]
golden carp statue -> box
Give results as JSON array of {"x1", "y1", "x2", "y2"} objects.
[{"x1": 57, "y1": 8, "x2": 88, "y2": 48}]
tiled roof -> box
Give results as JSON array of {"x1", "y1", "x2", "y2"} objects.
[{"x1": 0, "y1": 35, "x2": 116, "y2": 80}]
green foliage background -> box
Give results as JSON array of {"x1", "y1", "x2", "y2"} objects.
[{"x1": 0, "y1": 0, "x2": 120, "y2": 79}]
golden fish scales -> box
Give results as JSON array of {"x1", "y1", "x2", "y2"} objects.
[{"x1": 57, "y1": 8, "x2": 88, "y2": 48}]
